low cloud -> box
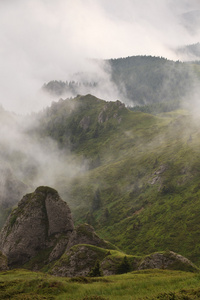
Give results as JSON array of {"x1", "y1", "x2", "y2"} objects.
[
  {"x1": 0, "y1": 0, "x2": 200, "y2": 113},
  {"x1": 0, "y1": 108, "x2": 87, "y2": 207}
]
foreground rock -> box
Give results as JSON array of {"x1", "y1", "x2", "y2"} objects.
[
  {"x1": 0, "y1": 186, "x2": 115, "y2": 270},
  {"x1": 138, "y1": 251, "x2": 199, "y2": 273},
  {"x1": 0, "y1": 186, "x2": 74, "y2": 268},
  {"x1": 51, "y1": 244, "x2": 110, "y2": 277},
  {"x1": 50, "y1": 248, "x2": 199, "y2": 277}
]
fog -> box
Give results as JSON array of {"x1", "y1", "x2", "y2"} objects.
[
  {"x1": 0, "y1": 106, "x2": 89, "y2": 212},
  {"x1": 0, "y1": 0, "x2": 200, "y2": 113}
]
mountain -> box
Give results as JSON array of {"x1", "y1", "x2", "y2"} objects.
[
  {"x1": 42, "y1": 56, "x2": 200, "y2": 111},
  {"x1": 26, "y1": 94, "x2": 200, "y2": 266}
]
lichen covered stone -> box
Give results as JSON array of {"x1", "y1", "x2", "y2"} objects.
[{"x1": 0, "y1": 186, "x2": 74, "y2": 267}]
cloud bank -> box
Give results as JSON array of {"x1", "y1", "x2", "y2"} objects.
[{"x1": 0, "y1": 0, "x2": 200, "y2": 113}]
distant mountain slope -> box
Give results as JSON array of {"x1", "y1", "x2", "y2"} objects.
[
  {"x1": 108, "y1": 56, "x2": 195, "y2": 105},
  {"x1": 42, "y1": 56, "x2": 200, "y2": 111},
  {"x1": 32, "y1": 94, "x2": 200, "y2": 266}
]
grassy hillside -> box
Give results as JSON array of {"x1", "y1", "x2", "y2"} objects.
[
  {"x1": 1, "y1": 269, "x2": 200, "y2": 299},
  {"x1": 32, "y1": 94, "x2": 200, "y2": 266}
]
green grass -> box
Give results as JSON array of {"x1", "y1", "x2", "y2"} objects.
[{"x1": 1, "y1": 269, "x2": 200, "y2": 299}]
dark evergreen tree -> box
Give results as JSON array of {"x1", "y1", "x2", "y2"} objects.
[
  {"x1": 88, "y1": 260, "x2": 102, "y2": 277},
  {"x1": 117, "y1": 256, "x2": 131, "y2": 274},
  {"x1": 92, "y1": 189, "x2": 101, "y2": 211}
]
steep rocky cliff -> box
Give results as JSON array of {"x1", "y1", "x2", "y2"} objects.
[
  {"x1": 0, "y1": 186, "x2": 74, "y2": 268},
  {"x1": 0, "y1": 186, "x2": 115, "y2": 270}
]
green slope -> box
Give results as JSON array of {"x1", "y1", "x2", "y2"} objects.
[{"x1": 33, "y1": 94, "x2": 200, "y2": 266}]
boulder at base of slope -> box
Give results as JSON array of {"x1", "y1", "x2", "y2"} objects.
[{"x1": 138, "y1": 251, "x2": 199, "y2": 272}]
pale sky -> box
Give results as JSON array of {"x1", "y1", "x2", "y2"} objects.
[{"x1": 0, "y1": 0, "x2": 200, "y2": 113}]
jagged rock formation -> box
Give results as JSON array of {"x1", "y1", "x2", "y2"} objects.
[
  {"x1": 0, "y1": 187, "x2": 115, "y2": 270},
  {"x1": 97, "y1": 100, "x2": 125, "y2": 124},
  {"x1": 0, "y1": 186, "x2": 74, "y2": 268}
]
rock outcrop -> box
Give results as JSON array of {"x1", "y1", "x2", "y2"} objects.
[
  {"x1": 51, "y1": 244, "x2": 109, "y2": 277},
  {"x1": 138, "y1": 251, "x2": 199, "y2": 272},
  {"x1": 0, "y1": 186, "x2": 115, "y2": 271},
  {"x1": 98, "y1": 100, "x2": 125, "y2": 124},
  {"x1": 0, "y1": 186, "x2": 74, "y2": 267},
  {"x1": 66, "y1": 223, "x2": 115, "y2": 251},
  {"x1": 50, "y1": 248, "x2": 199, "y2": 277}
]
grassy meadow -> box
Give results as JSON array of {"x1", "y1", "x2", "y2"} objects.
[{"x1": 1, "y1": 269, "x2": 200, "y2": 299}]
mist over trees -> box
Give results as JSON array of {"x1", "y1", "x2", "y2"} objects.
[
  {"x1": 43, "y1": 80, "x2": 98, "y2": 97},
  {"x1": 43, "y1": 55, "x2": 200, "y2": 113},
  {"x1": 176, "y1": 43, "x2": 200, "y2": 59},
  {"x1": 108, "y1": 56, "x2": 195, "y2": 105}
]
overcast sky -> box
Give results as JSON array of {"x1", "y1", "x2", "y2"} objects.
[{"x1": 0, "y1": 0, "x2": 200, "y2": 113}]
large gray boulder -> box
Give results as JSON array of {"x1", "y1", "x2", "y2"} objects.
[
  {"x1": 0, "y1": 186, "x2": 74, "y2": 267},
  {"x1": 138, "y1": 251, "x2": 199, "y2": 272}
]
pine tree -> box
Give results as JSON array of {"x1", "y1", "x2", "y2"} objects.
[
  {"x1": 117, "y1": 256, "x2": 131, "y2": 274},
  {"x1": 88, "y1": 260, "x2": 102, "y2": 277}
]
